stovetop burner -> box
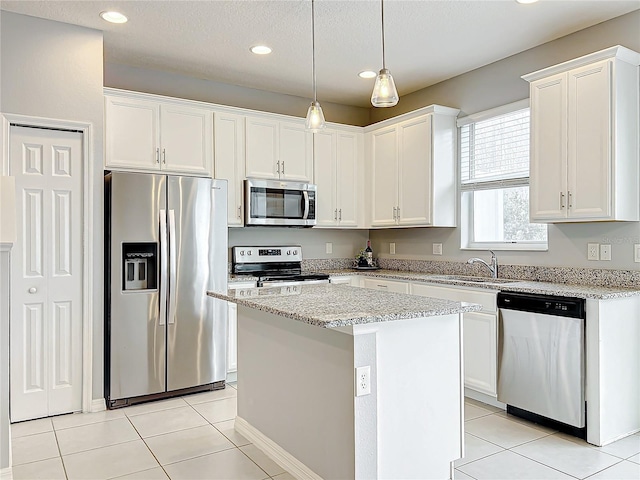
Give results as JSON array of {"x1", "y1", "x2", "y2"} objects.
[{"x1": 232, "y1": 246, "x2": 330, "y2": 286}]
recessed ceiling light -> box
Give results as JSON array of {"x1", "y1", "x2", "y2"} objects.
[
  {"x1": 100, "y1": 11, "x2": 128, "y2": 23},
  {"x1": 250, "y1": 45, "x2": 272, "y2": 55},
  {"x1": 516, "y1": 0, "x2": 539, "y2": 4},
  {"x1": 358, "y1": 70, "x2": 377, "y2": 79}
]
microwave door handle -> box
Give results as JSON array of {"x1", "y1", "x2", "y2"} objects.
[{"x1": 302, "y1": 191, "x2": 310, "y2": 219}]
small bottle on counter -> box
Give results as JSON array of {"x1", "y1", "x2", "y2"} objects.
[{"x1": 365, "y1": 240, "x2": 373, "y2": 266}]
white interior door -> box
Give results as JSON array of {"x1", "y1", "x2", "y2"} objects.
[{"x1": 10, "y1": 125, "x2": 83, "y2": 422}]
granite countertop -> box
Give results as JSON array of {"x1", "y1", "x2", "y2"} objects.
[
  {"x1": 208, "y1": 284, "x2": 481, "y2": 328},
  {"x1": 320, "y1": 269, "x2": 640, "y2": 300}
]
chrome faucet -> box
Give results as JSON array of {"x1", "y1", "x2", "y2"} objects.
[{"x1": 467, "y1": 250, "x2": 498, "y2": 279}]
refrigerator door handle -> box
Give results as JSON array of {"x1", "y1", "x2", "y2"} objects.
[
  {"x1": 168, "y1": 209, "x2": 177, "y2": 325},
  {"x1": 159, "y1": 209, "x2": 168, "y2": 326}
]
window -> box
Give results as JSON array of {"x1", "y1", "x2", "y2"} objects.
[{"x1": 459, "y1": 100, "x2": 547, "y2": 251}]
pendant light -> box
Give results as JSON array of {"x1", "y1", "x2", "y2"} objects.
[
  {"x1": 371, "y1": 0, "x2": 399, "y2": 107},
  {"x1": 305, "y1": 0, "x2": 326, "y2": 131}
]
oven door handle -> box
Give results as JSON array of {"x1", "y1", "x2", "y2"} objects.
[{"x1": 302, "y1": 190, "x2": 310, "y2": 220}]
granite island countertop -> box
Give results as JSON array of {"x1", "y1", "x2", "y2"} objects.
[{"x1": 208, "y1": 283, "x2": 481, "y2": 328}]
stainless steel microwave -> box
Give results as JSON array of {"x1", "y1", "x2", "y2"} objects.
[{"x1": 245, "y1": 178, "x2": 317, "y2": 227}]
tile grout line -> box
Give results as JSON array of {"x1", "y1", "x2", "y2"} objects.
[
  {"x1": 580, "y1": 458, "x2": 631, "y2": 480},
  {"x1": 51, "y1": 423, "x2": 70, "y2": 480},
  {"x1": 122, "y1": 410, "x2": 171, "y2": 480}
]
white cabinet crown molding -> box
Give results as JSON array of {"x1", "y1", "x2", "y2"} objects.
[
  {"x1": 522, "y1": 45, "x2": 640, "y2": 82},
  {"x1": 364, "y1": 104, "x2": 460, "y2": 133}
]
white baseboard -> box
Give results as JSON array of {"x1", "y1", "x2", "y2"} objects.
[
  {"x1": 226, "y1": 372, "x2": 237, "y2": 384},
  {"x1": 464, "y1": 389, "x2": 505, "y2": 410},
  {"x1": 0, "y1": 467, "x2": 13, "y2": 480},
  {"x1": 234, "y1": 416, "x2": 322, "y2": 480},
  {"x1": 90, "y1": 398, "x2": 106, "y2": 413}
]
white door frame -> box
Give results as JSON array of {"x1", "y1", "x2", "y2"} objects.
[{"x1": 1, "y1": 112, "x2": 96, "y2": 414}]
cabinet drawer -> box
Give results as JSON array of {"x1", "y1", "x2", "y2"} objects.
[
  {"x1": 362, "y1": 277, "x2": 410, "y2": 294},
  {"x1": 410, "y1": 283, "x2": 496, "y2": 313}
]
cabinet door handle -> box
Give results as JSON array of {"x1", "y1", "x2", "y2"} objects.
[
  {"x1": 276, "y1": 161, "x2": 280, "y2": 175},
  {"x1": 281, "y1": 161, "x2": 285, "y2": 175},
  {"x1": 568, "y1": 191, "x2": 572, "y2": 209},
  {"x1": 560, "y1": 192, "x2": 565, "y2": 209},
  {"x1": 156, "y1": 148, "x2": 160, "y2": 164},
  {"x1": 334, "y1": 209, "x2": 337, "y2": 221},
  {"x1": 162, "y1": 148, "x2": 166, "y2": 164},
  {"x1": 396, "y1": 206, "x2": 400, "y2": 220},
  {"x1": 393, "y1": 207, "x2": 397, "y2": 220},
  {"x1": 339, "y1": 209, "x2": 342, "y2": 221},
  {"x1": 238, "y1": 206, "x2": 242, "y2": 219}
]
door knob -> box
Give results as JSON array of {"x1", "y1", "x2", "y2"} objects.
[{"x1": 28, "y1": 287, "x2": 37, "y2": 294}]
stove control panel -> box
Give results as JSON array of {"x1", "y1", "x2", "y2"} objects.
[{"x1": 233, "y1": 246, "x2": 302, "y2": 264}]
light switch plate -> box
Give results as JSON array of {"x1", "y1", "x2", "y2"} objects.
[
  {"x1": 433, "y1": 243, "x2": 443, "y2": 255},
  {"x1": 635, "y1": 244, "x2": 640, "y2": 263},
  {"x1": 587, "y1": 243, "x2": 599, "y2": 261},
  {"x1": 600, "y1": 244, "x2": 611, "y2": 261},
  {"x1": 390, "y1": 242, "x2": 396, "y2": 255},
  {"x1": 325, "y1": 242, "x2": 332, "y2": 254}
]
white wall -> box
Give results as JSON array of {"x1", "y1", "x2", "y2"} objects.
[
  {"x1": 104, "y1": 62, "x2": 371, "y2": 127},
  {"x1": 370, "y1": 10, "x2": 640, "y2": 271},
  {"x1": 0, "y1": 11, "x2": 105, "y2": 399}
]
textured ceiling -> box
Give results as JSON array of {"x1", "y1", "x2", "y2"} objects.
[{"x1": 2, "y1": 0, "x2": 638, "y2": 107}]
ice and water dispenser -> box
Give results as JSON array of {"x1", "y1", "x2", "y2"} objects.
[{"x1": 122, "y1": 243, "x2": 157, "y2": 291}]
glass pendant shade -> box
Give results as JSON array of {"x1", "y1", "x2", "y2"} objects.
[
  {"x1": 371, "y1": 68, "x2": 399, "y2": 107},
  {"x1": 305, "y1": 101, "x2": 326, "y2": 132}
]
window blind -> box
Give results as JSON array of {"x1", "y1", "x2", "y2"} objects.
[{"x1": 460, "y1": 108, "x2": 530, "y2": 189}]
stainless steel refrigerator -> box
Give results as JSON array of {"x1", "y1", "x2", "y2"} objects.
[{"x1": 105, "y1": 172, "x2": 228, "y2": 408}]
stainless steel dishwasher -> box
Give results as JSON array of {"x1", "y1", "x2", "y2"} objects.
[{"x1": 497, "y1": 292, "x2": 587, "y2": 439}]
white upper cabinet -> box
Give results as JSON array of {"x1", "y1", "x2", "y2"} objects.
[
  {"x1": 245, "y1": 115, "x2": 313, "y2": 182},
  {"x1": 105, "y1": 95, "x2": 159, "y2": 171},
  {"x1": 105, "y1": 90, "x2": 213, "y2": 176},
  {"x1": 525, "y1": 46, "x2": 640, "y2": 222},
  {"x1": 314, "y1": 127, "x2": 362, "y2": 228},
  {"x1": 160, "y1": 104, "x2": 212, "y2": 175},
  {"x1": 214, "y1": 111, "x2": 246, "y2": 226},
  {"x1": 368, "y1": 106, "x2": 459, "y2": 228}
]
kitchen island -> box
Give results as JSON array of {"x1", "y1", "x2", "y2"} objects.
[{"x1": 208, "y1": 284, "x2": 481, "y2": 480}]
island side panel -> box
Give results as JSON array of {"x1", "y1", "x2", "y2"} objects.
[
  {"x1": 236, "y1": 306, "x2": 356, "y2": 479},
  {"x1": 586, "y1": 296, "x2": 640, "y2": 446},
  {"x1": 366, "y1": 313, "x2": 463, "y2": 480}
]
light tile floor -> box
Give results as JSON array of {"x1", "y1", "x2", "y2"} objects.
[{"x1": 10, "y1": 390, "x2": 640, "y2": 480}]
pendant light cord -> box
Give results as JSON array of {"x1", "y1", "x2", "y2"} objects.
[
  {"x1": 312, "y1": 0, "x2": 317, "y2": 102},
  {"x1": 381, "y1": 0, "x2": 386, "y2": 69}
]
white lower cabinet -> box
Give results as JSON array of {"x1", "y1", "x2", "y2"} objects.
[
  {"x1": 227, "y1": 302, "x2": 238, "y2": 375},
  {"x1": 409, "y1": 282, "x2": 498, "y2": 397},
  {"x1": 461, "y1": 311, "x2": 497, "y2": 396},
  {"x1": 329, "y1": 276, "x2": 358, "y2": 286},
  {"x1": 361, "y1": 277, "x2": 410, "y2": 294}
]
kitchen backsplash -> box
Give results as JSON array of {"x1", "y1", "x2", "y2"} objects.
[{"x1": 300, "y1": 258, "x2": 640, "y2": 289}]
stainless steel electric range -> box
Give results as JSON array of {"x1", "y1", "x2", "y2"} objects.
[{"x1": 231, "y1": 246, "x2": 329, "y2": 287}]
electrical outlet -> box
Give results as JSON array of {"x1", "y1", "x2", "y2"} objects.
[
  {"x1": 325, "y1": 242, "x2": 332, "y2": 254},
  {"x1": 390, "y1": 242, "x2": 396, "y2": 255},
  {"x1": 600, "y1": 244, "x2": 611, "y2": 261},
  {"x1": 355, "y1": 366, "x2": 371, "y2": 397},
  {"x1": 587, "y1": 243, "x2": 599, "y2": 261},
  {"x1": 635, "y1": 244, "x2": 640, "y2": 263},
  {"x1": 433, "y1": 243, "x2": 443, "y2": 255}
]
